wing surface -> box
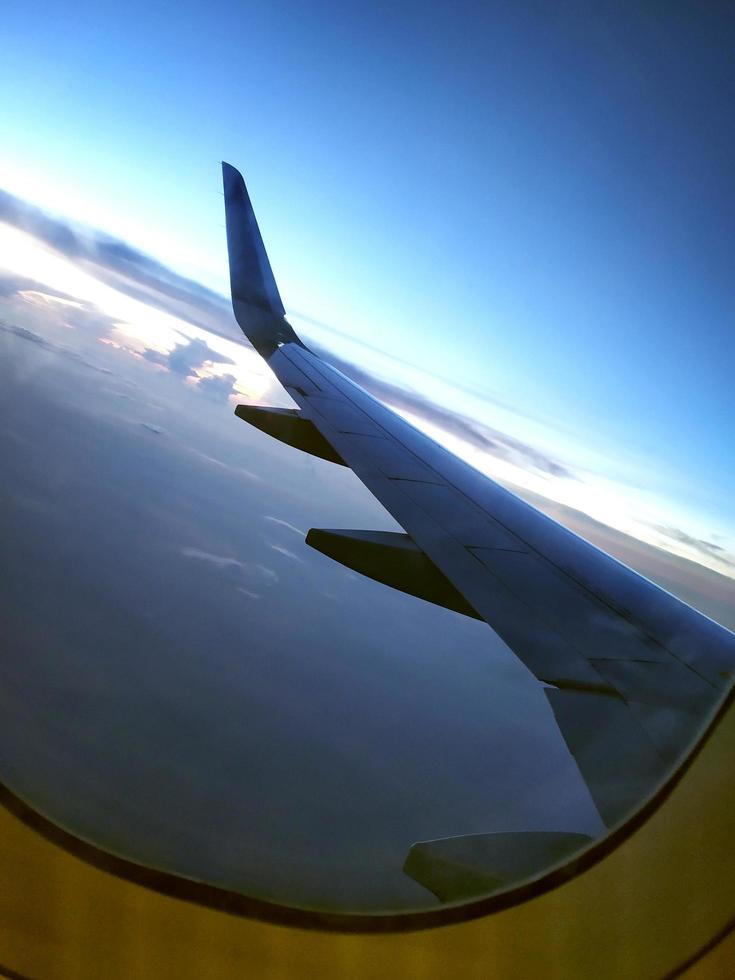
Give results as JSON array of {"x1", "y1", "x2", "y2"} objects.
[{"x1": 222, "y1": 162, "x2": 735, "y2": 831}]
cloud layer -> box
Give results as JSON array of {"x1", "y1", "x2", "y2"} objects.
[
  {"x1": 651, "y1": 524, "x2": 735, "y2": 572},
  {"x1": 0, "y1": 188, "x2": 237, "y2": 342}
]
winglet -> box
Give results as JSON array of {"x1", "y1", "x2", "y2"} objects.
[
  {"x1": 222, "y1": 162, "x2": 303, "y2": 357},
  {"x1": 222, "y1": 162, "x2": 285, "y2": 317}
]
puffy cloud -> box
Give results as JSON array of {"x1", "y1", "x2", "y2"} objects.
[
  {"x1": 193, "y1": 372, "x2": 238, "y2": 402},
  {"x1": 143, "y1": 336, "x2": 234, "y2": 376}
]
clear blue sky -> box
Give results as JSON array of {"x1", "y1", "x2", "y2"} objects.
[{"x1": 1, "y1": 0, "x2": 734, "y2": 563}]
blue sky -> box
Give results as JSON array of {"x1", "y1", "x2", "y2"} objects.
[{"x1": 1, "y1": 0, "x2": 734, "y2": 579}]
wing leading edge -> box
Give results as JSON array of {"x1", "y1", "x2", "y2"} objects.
[{"x1": 222, "y1": 162, "x2": 735, "y2": 841}]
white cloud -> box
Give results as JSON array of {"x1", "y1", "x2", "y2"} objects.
[{"x1": 264, "y1": 516, "x2": 306, "y2": 536}]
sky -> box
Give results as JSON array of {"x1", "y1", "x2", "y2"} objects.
[{"x1": 1, "y1": 0, "x2": 734, "y2": 585}]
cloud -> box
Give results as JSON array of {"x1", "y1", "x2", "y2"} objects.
[
  {"x1": 269, "y1": 542, "x2": 305, "y2": 564},
  {"x1": 309, "y1": 343, "x2": 577, "y2": 481},
  {"x1": 516, "y1": 488, "x2": 735, "y2": 632},
  {"x1": 251, "y1": 564, "x2": 279, "y2": 584},
  {"x1": 0, "y1": 190, "x2": 86, "y2": 259},
  {"x1": 140, "y1": 336, "x2": 238, "y2": 400},
  {"x1": 651, "y1": 524, "x2": 735, "y2": 570},
  {"x1": 0, "y1": 272, "x2": 77, "y2": 301},
  {"x1": 290, "y1": 309, "x2": 531, "y2": 417},
  {"x1": 0, "y1": 319, "x2": 113, "y2": 375},
  {"x1": 184, "y1": 447, "x2": 262, "y2": 482},
  {"x1": 0, "y1": 189, "x2": 574, "y2": 482},
  {"x1": 0, "y1": 272, "x2": 124, "y2": 343},
  {"x1": 0, "y1": 319, "x2": 62, "y2": 352},
  {"x1": 180, "y1": 547, "x2": 279, "y2": 586},
  {"x1": 143, "y1": 336, "x2": 234, "y2": 376},
  {"x1": 180, "y1": 547, "x2": 243, "y2": 569},
  {"x1": 0, "y1": 188, "x2": 238, "y2": 343},
  {"x1": 264, "y1": 516, "x2": 306, "y2": 536},
  {"x1": 236, "y1": 587, "x2": 261, "y2": 600},
  {"x1": 193, "y1": 372, "x2": 238, "y2": 402}
]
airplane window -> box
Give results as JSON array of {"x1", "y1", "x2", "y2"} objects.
[{"x1": 0, "y1": 210, "x2": 731, "y2": 923}]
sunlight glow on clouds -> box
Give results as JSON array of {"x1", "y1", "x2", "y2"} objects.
[
  {"x1": 17, "y1": 289, "x2": 84, "y2": 313},
  {"x1": 0, "y1": 221, "x2": 280, "y2": 405},
  {"x1": 0, "y1": 222, "x2": 188, "y2": 348}
]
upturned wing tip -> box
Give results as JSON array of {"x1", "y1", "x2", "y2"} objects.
[{"x1": 221, "y1": 161, "x2": 294, "y2": 351}]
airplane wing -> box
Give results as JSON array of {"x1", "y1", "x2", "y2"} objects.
[{"x1": 222, "y1": 161, "x2": 735, "y2": 850}]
